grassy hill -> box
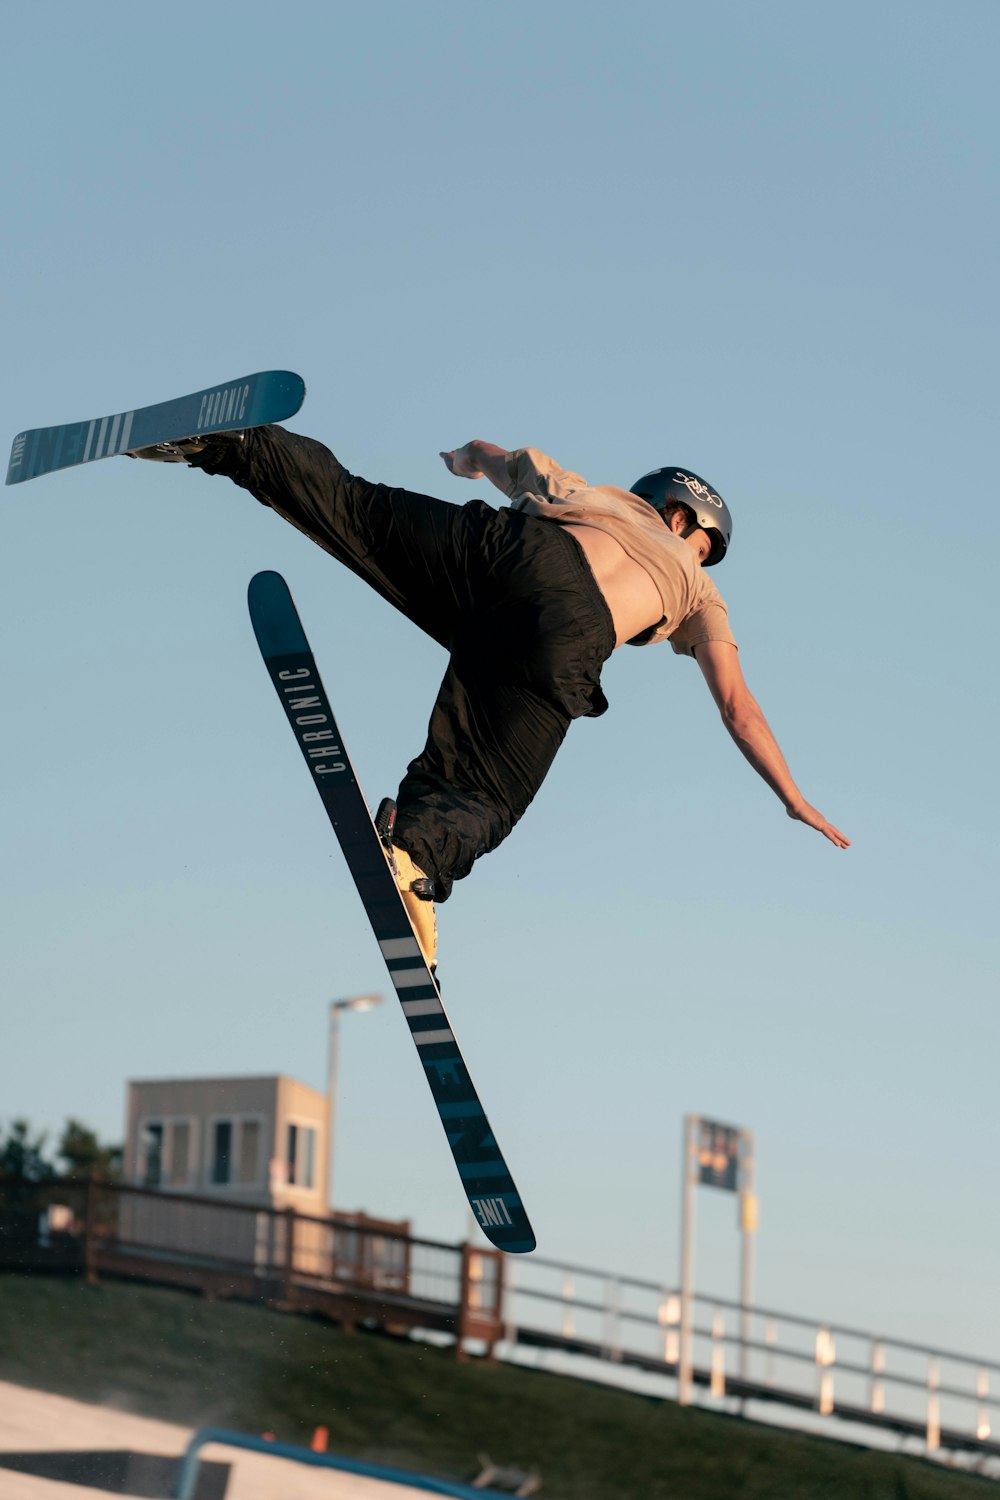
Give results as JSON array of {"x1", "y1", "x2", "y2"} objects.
[{"x1": 0, "y1": 1272, "x2": 994, "y2": 1500}]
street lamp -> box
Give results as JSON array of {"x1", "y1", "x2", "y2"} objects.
[{"x1": 326, "y1": 994, "x2": 383, "y2": 1211}]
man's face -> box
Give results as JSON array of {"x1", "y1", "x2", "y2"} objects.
[{"x1": 667, "y1": 509, "x2": 712, "y2": 566}]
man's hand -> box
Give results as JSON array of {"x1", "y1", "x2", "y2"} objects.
[
  {"x1": 440, "y1": 440, "x2": 510, "y2": 488},
  {"x1": 785, "y1": 800, "x2": 851, "y2": 849},
  {"x1": 440, "y1": 442, "x2": 485, "y2": 479}
]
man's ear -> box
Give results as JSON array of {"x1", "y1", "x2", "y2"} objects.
[{"x1": 667, "y1": 504, "x2": 699, "y2": 539}]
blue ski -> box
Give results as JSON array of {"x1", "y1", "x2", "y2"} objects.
[
  {"x1": 6, "y1": 370, "x2": 305, "y2": 485},
  {"x1": 248, "y1": 570, "x2": 536, "y2": 1255}
]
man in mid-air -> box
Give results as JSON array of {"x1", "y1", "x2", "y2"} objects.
[{"x1": 138, "y1": 425, "x2": 849, "y2": 965}]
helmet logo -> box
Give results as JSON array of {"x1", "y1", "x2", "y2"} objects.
[{"x1": 675, "y1": 472, "x2": 722, "y2": 510}]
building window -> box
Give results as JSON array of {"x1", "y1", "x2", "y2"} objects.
[
  {"x1": 142, "y1": 1123, "x2": 163, "y2": 1186},
  {"x1": 285, "y1": 1122, "x2": 317, "y2": 1190},
  {"x1": 139, "y1": 1118, "x2": 197, "y2": 1189},
  {"x1": 212, "y1": 1120, "x2": 233, "y2": 1185},
  {"x1": 238, "y1": 1120, "x2": 260, "y2": 1186},
  {"x1": 169, "y1": 1121, "x2": 191, "y2": 1187}
]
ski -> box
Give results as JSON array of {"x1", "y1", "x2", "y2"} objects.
[
  {"x1": 6, "y1": 370, "x2": 305, "y2": 485},
  {"x1": 248, "y1": 570, "x2": 536, "y2": 1255}
]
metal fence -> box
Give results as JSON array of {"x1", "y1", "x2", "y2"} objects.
[
  {"x1": 500, "y1": 1253, "x2": 1000, "y2": 1463},
  {"x1": 2, "y1": 1179, "x2": 996, "y2": 1466}
]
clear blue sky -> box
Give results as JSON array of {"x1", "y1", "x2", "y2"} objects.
[{"x1": 2, "y1": 0, "x2": 997, "y2": 1361}]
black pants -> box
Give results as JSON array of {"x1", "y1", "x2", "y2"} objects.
[{"x1": 194, "y1": 426, "x2": 615, "y2": 900}]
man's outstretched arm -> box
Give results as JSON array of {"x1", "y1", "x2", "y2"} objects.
[{"x1": 694, "y1": 640, "x2": 850, "y2": 848}]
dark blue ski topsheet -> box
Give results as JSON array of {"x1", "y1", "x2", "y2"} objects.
[
  {"x1": 248, "y1": 570, "x2": 536, "y2": 1255},
  {"x1": 6, "y1": 370, "x2": 305, "y2": 484}
]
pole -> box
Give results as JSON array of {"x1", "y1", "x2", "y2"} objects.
[
  {"x1": 678, "y1": 1114, "x2": 697, "y2": 1406},
  {"x1": 739, "y1": 1129, "x2": 756, "y2": 1384},
  {"x1": 325, "y1": 995, "x2": 383, "y2": 1215},
  {"x1": 325, "y1": 1003, "x2": 341, "y2": 1213}
]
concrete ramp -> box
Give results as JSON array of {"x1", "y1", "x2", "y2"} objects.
[{"x1": 0, "y1": 1380, "x2": 464, "y2": 1498}]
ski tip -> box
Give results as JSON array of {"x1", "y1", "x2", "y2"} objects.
[
  {"x1": 261, "y1": 370, "x2": 307, "y2": 414},
  {"x1": 484, "y1": 1230, "x2": 536, "y2": 1255},
  {"x1": 6, "y1": 436, "x2": 27, "y2": 485},
  {"x1": 470, "y1": 1197, "x2": 536, "y2": 1254},
  {"x1": 506, "y1": 1236, "x2": 537, "y2": 1255},
  {"x1": 248, "y1": 568, "x2": 286, "y2": 594},
  {"x1": 247, "y1": 570, "x2": 310, "y2": 658}
]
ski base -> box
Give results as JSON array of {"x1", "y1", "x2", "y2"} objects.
[
  {"x1": 247, "y1": 570, "x2": 535, "y2": 1255},
  {"x1": 7, "y1": 370, "x2": 305, "y2": 485}
]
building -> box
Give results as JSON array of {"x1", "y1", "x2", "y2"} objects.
[
  {"x1": 120, "y1": 1074, "x2": 408, "y2": 1288},
  {"x1": 124, "y1": 1074, "x2": 330, "y2": 1214}
]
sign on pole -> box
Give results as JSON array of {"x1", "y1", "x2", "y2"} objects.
[
  {"x1": 695, "y1": 1118, "x2": 741, "y2": 1192},
  {"x1": 678, "y1": 1114, "x2": 757, "y2": 1405}
]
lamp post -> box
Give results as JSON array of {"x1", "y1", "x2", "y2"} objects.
[{"x1": 326, "y1": 993, "x2": 383, "y2": 1212}]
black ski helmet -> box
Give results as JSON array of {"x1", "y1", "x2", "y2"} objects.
[{"x1": 630, "y1": 466, "x2": 732, "y2": 566}]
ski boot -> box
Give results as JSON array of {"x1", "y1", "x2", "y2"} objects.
[
  {"x1": 129, "y1": 430, "x2": 246, "y2": 462},
  {"x1": 375, "y1": 798, "x2": 437, "y2": 973}
]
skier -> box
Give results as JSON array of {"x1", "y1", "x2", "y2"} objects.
[{"x1": 137, "y1": 426, "x2": 850, "y2": 966}]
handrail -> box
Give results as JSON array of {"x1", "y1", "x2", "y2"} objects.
[
  {"x1": 6, "y1": 1177, "x2": 999, "y2": 1463},
  {"x1": 517, "y1": 1263, "x2": 1000, "y2": 1372},
  {"x1": 173, "y1": 1426, "x2": 507, "y2": 1499}
]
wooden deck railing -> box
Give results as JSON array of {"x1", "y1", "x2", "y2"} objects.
[{"x1": 2, "y1": 1178, "x2": 996, "y2": 1466}]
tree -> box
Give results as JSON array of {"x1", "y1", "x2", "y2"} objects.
[
  {"x1": 58, "y1": 1119, "x2": 122, "y2": 1181},
  {"x1": 0, "y1": 1119, "x2": 56, "y2": 1184},
  {"x1": 0, "y1": 1119, "x2": 56, "y2": 1208}
]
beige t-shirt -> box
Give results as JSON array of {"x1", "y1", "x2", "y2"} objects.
[{"x1": 500, "y1": 448, "x2": 737, "y2": 655}]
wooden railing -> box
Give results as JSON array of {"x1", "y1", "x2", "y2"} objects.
[
  {"x1": 0, "y1": 1178, "x2": 505, "y2": 1354},
  {"x1": 2, "y1": 1179, "x2": 996, "y2": 1466}
]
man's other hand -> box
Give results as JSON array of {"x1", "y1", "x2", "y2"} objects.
[{"x1": 786, "y1": 800, "x2": 851, "y2": 848}]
